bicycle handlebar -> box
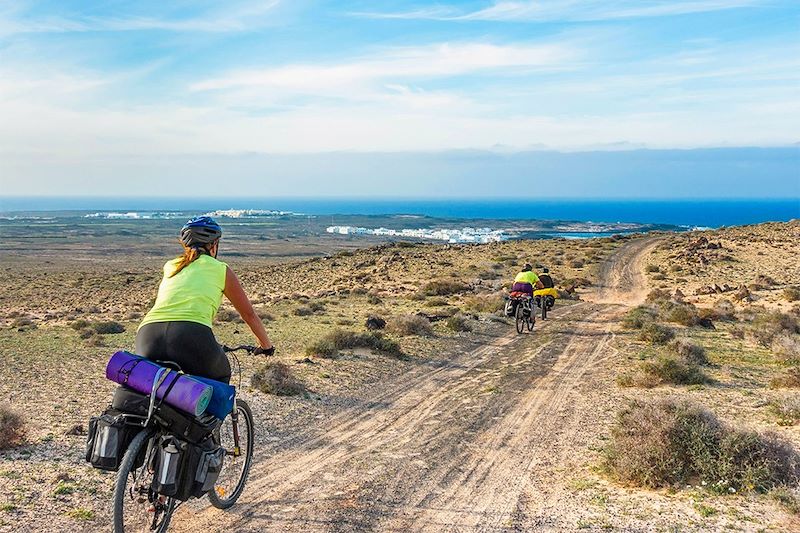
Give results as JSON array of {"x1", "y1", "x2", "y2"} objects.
[
  {"x1": 223, "y1": 344, "x2": 257, "y2": 354},
  {"x1": 222, "y1": 344, "x2": 275, "y2": 356}
]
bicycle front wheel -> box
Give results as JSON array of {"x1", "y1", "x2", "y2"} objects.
[
  {"x1": 208, "y1": 398, "x2": 255, "y2": 509},
  {"x1": 113, "y1": 428, "x2": 175, "y2": 533}
]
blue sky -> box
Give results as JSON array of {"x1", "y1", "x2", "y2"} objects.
[{"x1": 0, "y1": 1, "x2": 798, "y2": 197}]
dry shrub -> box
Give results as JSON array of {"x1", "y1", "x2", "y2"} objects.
[
  {"x1": 751, "y1": 312, "x2": 799, "y2": 347},
  {"x1": 770, "y1": 367, "x2": 800, "y2": 389},
  {"x1": 92, "y1": 321, "x2": 125, "y2": 334},
  {"x1": 622, "y1": 306, "x2": 658, "y2": 329},
  {"x1": 669, "y1": 339, "x2": 708, "y2": 365},
  {"x1": 663, "y1": 302, "x2": 700, "y2": 327},
  {"x1": 772, "y1": 334, "x2": 800, "y2": 364},
  {"x1": 251, "y1": 362, "x2": 307, "y2": 396},
  {"x1": 570, "y1": 259, "x2": 584, "y2": 269},
  {"x1": 216, "y1": 308, "x2": 243, "y2": 323},
  {"x1": 784, "y1": 287, "x2": 800, "y2": 302},
  {"x1": 621, "y1": 355, "x2": 710, "y2": 388},
  {"x1": 69, "y1": 319, "x2": 91, "y2": 330},
  {"x1": 770, "y1": 397, "x2": 800, "y2": 426},
  {"x1": 445, "y1": 314, "x2": 472, "y2": 332},
  {"x1": 604, "y1": 398, "x2": 799, "y2": 493},
  {"x1": 646, "y1": 289, "x2": 671, "y2": 303},
  {"x1": 645, "y1": 264, "x2": 661, "y2": 273},
  {"x1": 418, "y1": 279, "x2": 470, "y2": 296},
  {"x1": 462, "y1": 293, "x2": 505, "y2": 314},
  {"x1": 638, "y1": 322, "x2": 675, "y2": 345},
  {"x1": 772, "y1": 487, "x2": 800, "y2": 515},
  {"x1": 423, "y1": 297, "x2": 448, "y2": 307},
  {"x1": 0, "y1": 404, "x2": 24, "y2": 450},
  {"x1": 305, "y1": 329, "x2": 403, "y2": 358},
  {"x1": 714, "y1": 299, "x2": 736, "y2": 319},
  {"x1": 292, "y1": 306, "x2": 314, "y2": 317},
  {"x1": 387, "y1": 315, "x2": 433, "y2": 336}
]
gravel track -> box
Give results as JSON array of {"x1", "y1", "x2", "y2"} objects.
[{"x1": 173, "y1": 240, "x2": 655, "y2": 532}]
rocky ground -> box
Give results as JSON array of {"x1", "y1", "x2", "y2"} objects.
[{"x1": 646, "y1": 221, "x2": 800, "y2": 312}]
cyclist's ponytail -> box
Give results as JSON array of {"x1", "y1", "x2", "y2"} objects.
[{"x1": 169, "y1": 243, "x2": 204, "y2": 277}]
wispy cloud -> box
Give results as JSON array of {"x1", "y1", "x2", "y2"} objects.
[
  {"x1": 191, "y1": 41, "x2": 579, "y2": 94},
  {"x1": 0, "y1": 1, "x2": 281, "y2": 35},
  {"x1": 356, "y1": 0, "x2": 762, "y2": 22}
]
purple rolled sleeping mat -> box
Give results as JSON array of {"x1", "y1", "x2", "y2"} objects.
[{"x1": 105, "y1": 351, "x2": 213, "y2": 417}]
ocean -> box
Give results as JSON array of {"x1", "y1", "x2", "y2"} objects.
[{"x1": 1, "y1": 197, "x2": 798, "y2": 228}]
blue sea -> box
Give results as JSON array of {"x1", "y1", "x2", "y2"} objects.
[{"x1": 1, "y1": 197, "x2": 798, "y2": 228}]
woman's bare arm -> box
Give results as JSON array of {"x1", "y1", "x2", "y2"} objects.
[{"x1": 223, "y1": 267, "x2": 273, "y2": 349}]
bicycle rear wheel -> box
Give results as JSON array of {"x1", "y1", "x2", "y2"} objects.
[
  {"x1": 515, "y1": 304, "x2": 525, "y2": 334},
  {"x1": 113, "y1": 429, "x2": 175, "y2": 533},
  {"x1": 208, "y1": 399, "x2": 255, "y2": 509}
]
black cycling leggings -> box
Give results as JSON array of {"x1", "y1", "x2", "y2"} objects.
[{"x1": 135, "y1": 321, "x2": 231, "y2": 384}]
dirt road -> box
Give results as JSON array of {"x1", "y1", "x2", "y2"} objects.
[{"x1": 176, "y1": 239, "x2": 654, "y2": 532}]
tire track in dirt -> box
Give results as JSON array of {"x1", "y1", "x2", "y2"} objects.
[{"x1": 176, "y1": 239, "x2": 654, "y2": 532}]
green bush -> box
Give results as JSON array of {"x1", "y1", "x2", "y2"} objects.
[
  {"x1": 305, "y1": 329, "x2": 403, "y2": 358},
  {"x1": 251, "y1": 362, "x2": 307, "y2": 396},
  {"x1": 0, "y1": 404, "x2": 24, "y2": 450},
  {"x1": 604, "y1": 398, "x2": 799, "y2": 493},
  {"x1": 386, "y1": 315, "x2": 433, "y2": 336},
  {"x1": 69, "y1": 319, "x2": 90, "y2": 330},
  {"x1": 638, "y1": 322, "x2": 675, "y2": 345}
]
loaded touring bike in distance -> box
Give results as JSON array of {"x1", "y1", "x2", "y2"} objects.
[
  {"x1": 505, "y1": 293, "x2": 535, "y2": 334},
  {"x1": 86, "y1": 345, "x2": 259, "y2": 532}
]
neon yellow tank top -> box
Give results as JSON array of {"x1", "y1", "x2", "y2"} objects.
[{"x1": 139, "y1": 254, "x2": 228, "y2": 329}]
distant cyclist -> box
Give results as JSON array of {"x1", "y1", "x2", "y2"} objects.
[
  {"x1": 135, "y1": 216, "x2": 274, "y2": 383},
  {"x1": 538, "y1": 267, "x2": 554, "y2": 289},
  {"x1": 512, "y1": 263, "x2": 544, "y2": 297}
]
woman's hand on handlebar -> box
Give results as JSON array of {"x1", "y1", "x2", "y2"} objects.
[{"x1": 254, "y1": 345, "x2": 275, "y2": 356}]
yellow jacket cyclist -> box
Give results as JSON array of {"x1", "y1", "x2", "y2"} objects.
[
  {"x1": 136, "y1": 216, "x2": 274, "y2": 383},
  {"x1": 512, "y1": 263, "x2": 544, "y2": 297}
]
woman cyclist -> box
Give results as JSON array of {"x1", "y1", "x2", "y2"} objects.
[{"x1": 135, "y1": 216, "x2": 274, "y2": 383}]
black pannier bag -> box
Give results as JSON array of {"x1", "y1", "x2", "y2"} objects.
[
  {"x1": 111, "y1": 386, "x2": 219, "y2": 444},
  {"x1": 151, "y1": 435, "x2": 225, "y2": 501},
  {"x1": 85, "y1": 408, "x2": 139, "y2": 471},
  {"x1": 504, "y1": 299, "x2": 516, "y2": 317}
]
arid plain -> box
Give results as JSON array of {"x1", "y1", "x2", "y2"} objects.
[{"x1": 1, "y1": 220, "x2": 799, "y2": 532}]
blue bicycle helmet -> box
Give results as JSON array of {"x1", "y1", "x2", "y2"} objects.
[{"x1": 180, "y1": 216, "x2": 222, "y2": 247}]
